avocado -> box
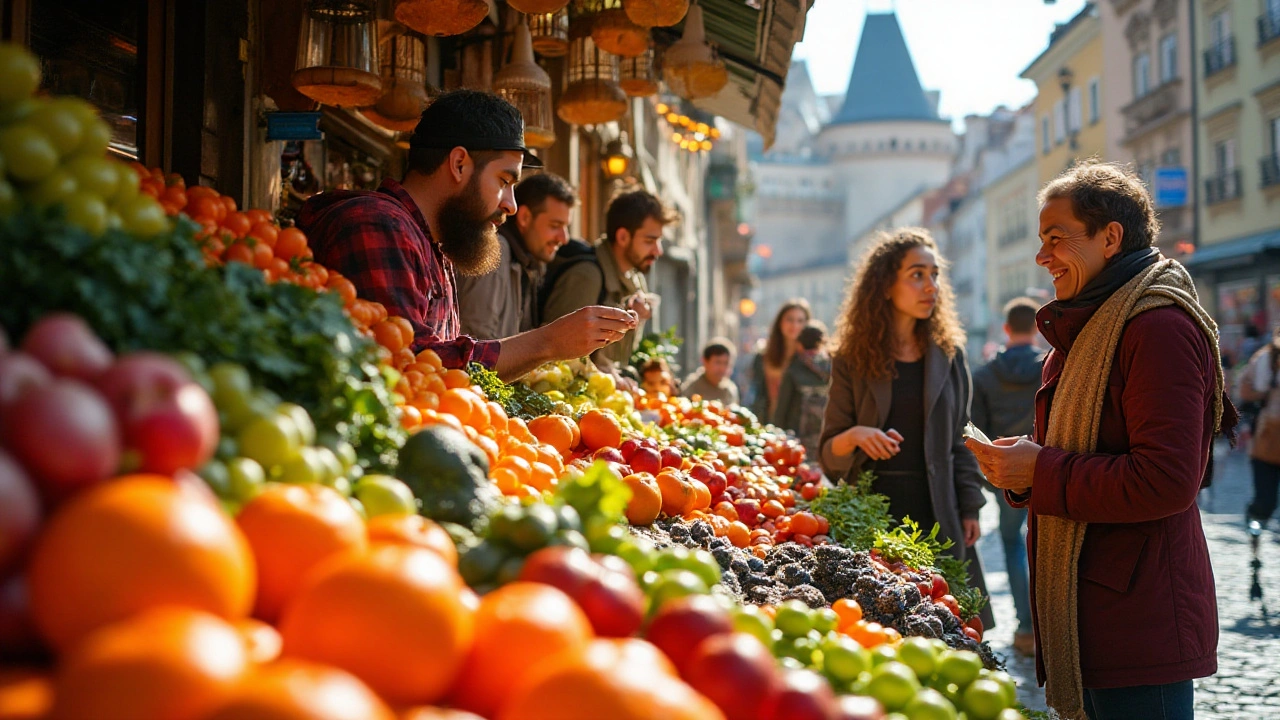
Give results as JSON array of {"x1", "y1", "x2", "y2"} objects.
[{"x1": 395, "y1": 424, "x2": 499, "y2": 529}]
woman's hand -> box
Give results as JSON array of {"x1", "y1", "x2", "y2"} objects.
[
  {"x1": 962, "y1": 517, "x2": 981, "y2": 546},
  {"x1": 964, "y1": 435, "x2": 1041, "y2": 491},
  {"x1": 835, "y1": 426, "x2": 903, "y2": 460}
]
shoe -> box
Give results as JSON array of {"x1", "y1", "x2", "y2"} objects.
[{"x1": 1012, "y1": 631, "x2": 1035, "y2": 657}]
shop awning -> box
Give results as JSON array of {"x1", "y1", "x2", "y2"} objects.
[
  {"x1": 1183, "y1": 228, "x2": 1280, "y2": 271},
  {"x1": 655, "y1": 0, "x2": 813, "y2": 150}
]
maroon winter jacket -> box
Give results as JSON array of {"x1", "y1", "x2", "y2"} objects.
[{"x1": 1010, "y1": 303, "x2": 1218, "y2": 689}]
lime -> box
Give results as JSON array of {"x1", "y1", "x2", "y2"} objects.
[
  {"x1": 64, "y1": 154, "x2": 119, "y2": 198},
  {"x1": 75, "y1": 118, "x2": 111, "y2": 158},
  {"x1": 653, "y1": 545, "x2": 692, "y2": 572},
  {"x1": 238, "y1": 414, "x2": 302, "y2": 469},
  {"x1": 587, "y1": 523, "x2": 627, "y2": 553},
  {"x1": 198, "y1": 460, "x2": 231, "y2": 497},
  {"x1": 496, "y1": 555, "x2": 526, "y2": 585},
  {"x1": 613, "y1": 538, "x2": 655, "y2": 575},
  {"x1": 869, "y1": 644, "x2": 899, "y2": 666},
  {"x1": 24, "y1": 169, "x2": 76, "y2": 206},
  {"x1": 0, "y1": 124, "x2": 57, "y2": 181},
  {"x1": 647, "y1": 569, "x2": 708, "y2": 610},
  {"x1": 731, "y1": 605, "x2": 775, "y2": 647},
  {"x1": 0, "y1": 45, "x2": 41, "y2": 103},
  {"x1": 111, "y1": 161, "x2": 140, "y2": 203},
  {"x1": 312, "y1": 447, "x2": 346, "y2": 486},
  {"x1": 866, "y1": 661, "x2": 922, "y2": 712},
  {"x1": 936, "y1": 650, "x2": 983, "y2": 689},
  {"x1": 984, "y1": 670, "x2": 1017, "y2": 708},
  {"x1": 681, "y1": 549, "x2": 722, "y2": 588},
  {"x1": 775, "y1": 635, "x2": 818, "y2": 665},
  {"x1": 961, "y1": 679, "x2": 1008, "y2": 720},
  {"x1": 63, "y1": 193, "x2": 108, "y2": 236},
  {"x1": 209, "y1": 362, "x2": 253, "y2": 406},
  {"x1": 226, "y1": 457, "x2": 265, "y2": 501},
  {"x1": 0, "y1": 179, "x2": 15, "y2": 215},
  {"x1": 903, "y1": 687, "x2": 958, "y2": 720},
  {"x1": 354, "y1": 475, "x2": 418, "y2": 517},
  {"x1": 996, "y1": 709, "x2": 1026, "y2": 720},
  {"x1": 897, "y1": 637, "x2": 939, "y2": 680},
  {"x1": 820, "y1": 636, "x2": 870, "y2": 683},
  {"x1": 116, "y1": 194, "x2": 168, "y2": 236},
  {"x1": 276, "y1": 447, "x2": 325, "y2": 485},
  {"x1": 30, "y1": 101, "x2": 84, "y2": 157},
  {"x1": 329, "y1": 476, "x2": 353, "y2": 497},
  {"x1": 774, "y1": 600, "x2": 814, "y2": 638},
  {"x1": 277, "y1": 403, "x2": 317, "y2": 446},
  {"x1": 812, "y1": 607, "x2": 840, "y2": 635},
  {"x1": 553, "y1": 503, "x2": 582, "y2": 533},
  {"x1": 506, "y1": 503, "x2": 560, "y2": 553},
  {"x1": 458, "y1": 540, "x2": 505, "y2": 586}
]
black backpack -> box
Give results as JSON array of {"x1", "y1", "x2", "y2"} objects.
[{"x1": 537, "y1": 239, "x2": 607, "y2": 321}]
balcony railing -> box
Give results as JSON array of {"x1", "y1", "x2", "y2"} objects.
[
  {"x1": 1262, "y1": 155, "x2": 1280, "y2": 188},
  {"x1": 1259, "y1": 12, "x2": 1280, "y2": 46},
  {"x1": 1204, "y1": 37, "x2": 1236, "y2": 77},
  {"x1": 1205, "y1": 168, "x2": 1243, "y2": 204},
  {"x1": 1120, "y1": 78, "x2": 1181, "y2": 137}
]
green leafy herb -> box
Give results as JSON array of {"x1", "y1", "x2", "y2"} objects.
[
  {"x1": 809, "y1": 470, "x2": 893, "y2": 549},
  {"x1": 553, "y1": 461, "x2": 632, "y2": 540},
  {"x1": 630, "y1": 326, "x2": 682, "y2": 373},
  {"x1": 873, "y1": 518, "x2": 954, "y2": 571},
  {"x1": 466, "y1": 362, "x2": 560, "y2": 420},
  {"x1": 933, "y1": 553, "x2": 988, "y2": 620}
]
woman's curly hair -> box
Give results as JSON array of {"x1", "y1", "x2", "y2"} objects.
[{"x1": 833, "y1": 227, "x2": 966, "y2": 380}]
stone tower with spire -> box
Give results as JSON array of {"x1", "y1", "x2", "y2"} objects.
[{"x1": 749, "y1": 12, "x2": 957, "y2": 330}]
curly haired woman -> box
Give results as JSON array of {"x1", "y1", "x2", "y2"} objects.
[{"x1": 819, "y1": 228, "x2": 991, "y2": 629}]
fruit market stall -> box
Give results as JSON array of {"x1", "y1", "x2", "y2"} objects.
[{"x1": 0, "y1": 44, "x2": 1034, "y2": 720}]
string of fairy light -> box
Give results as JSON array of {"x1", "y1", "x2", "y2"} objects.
[{"x1": 656, "y1": 102, "x2": 720, "y2": 153}]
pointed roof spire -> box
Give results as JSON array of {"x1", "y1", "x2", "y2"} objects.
[{"x1": 830, "y1": 12, "x2": 944, "y2": 125}]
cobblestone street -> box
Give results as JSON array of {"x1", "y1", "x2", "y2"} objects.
[{"x1": 973, "y1": 441, "x2": 1280, "y2": 717}]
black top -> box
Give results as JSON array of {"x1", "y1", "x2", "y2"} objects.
[{"x1": 871, "y1": 359, "x2": 935, "y2": 528}]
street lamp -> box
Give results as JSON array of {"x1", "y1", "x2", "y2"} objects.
[{"x1": 601, "y1": 134, "x2": 633, "y2": 179}]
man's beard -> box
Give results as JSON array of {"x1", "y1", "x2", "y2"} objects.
[{"x1": 437, "y1": 177, "x2": 503, "y2": 277}]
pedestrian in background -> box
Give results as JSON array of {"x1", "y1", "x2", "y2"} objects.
[
  {"x1": 818, "y1": 228, "x2": 991, "y2": 630},
  {"x1": 748, "y1": 299, "x2": 810, "y2": 421},
  {"x1": 970, "y1": 296, "x2": 1045, "y2": 657},
  {"x1": 640, "y1": 357, "x2": 677, "y2": 398},
  {"x1": 1238, "y1": 329, "x2": 1280, "y2": 528},
  {"x1": 682, "y1": 339, "x2": 740, "y2": 405},
  {"x1": 772, "y1": 322, "x2": 832, "y2": 463}
]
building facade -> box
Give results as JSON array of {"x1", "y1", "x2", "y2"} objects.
[
  {"x1": 1100, "y1": 0, "x2": 1196, "y2": 257},
  {"x1": 1185, "y1": 0, "x2": 1280, "y2": 359}
]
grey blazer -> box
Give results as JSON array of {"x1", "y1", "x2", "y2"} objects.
[{"x1": 819, "y1": 342, "x2": 988, "y2": 560}]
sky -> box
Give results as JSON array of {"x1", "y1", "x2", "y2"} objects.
[{"x1": 791, "y1": 0, "x2": 1090, "y2": 132}]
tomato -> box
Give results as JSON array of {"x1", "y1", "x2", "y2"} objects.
[{"x1": 224, "y1": 242, "x2": 254, "y2": 266}]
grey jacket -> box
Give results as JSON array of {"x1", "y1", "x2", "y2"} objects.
[
  {"x1": 970, "y1": 344, "x2": 1044, "y2": 440},
  {"x1": 541, "y1": 240, "x2": 648, "y2": 367},
  {"x1": 819, "y1": 342, "x2": 988, "y2": 550},
  {"x1": 456, "y1": 224, "x2": 543, "y2": 340}
]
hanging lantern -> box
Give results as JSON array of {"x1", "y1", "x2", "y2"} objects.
[
  {"x1": 292, "y1": 0, "x2": 382, "y2": 107},
  {"x1": 623, "y1": 0, "x2": 688, "y2": 27},
  {"x1": 494, "y1": 20, "x2": 556, "y2": 149},
  {"x1": 529, "y1": 10, "x2": 570, "y2": 57},
  {"x1": 393, "y1": 0, "x2": 488, "y2": 37},
  {"x1": 361, "y1": 34, "x2": 432, "y2": 131},
  {"x1": 558, "y1": 13, "x2": 627, "y2": 125},
  {"x1": 508, "y1": 0, "x2": 570, "y2": 12},
  {"x1": 601, "y1": 134, "x2": 634, "y2": 178},
  {"x1": 592, "y1": 0, "x2": 650, "y2": 58},
  {"x1": 662, "y1": 3, "x2": 726, "y2": 100},
  {"x1": 618, "y1": 44, "x2": 659, "y2": 97}
]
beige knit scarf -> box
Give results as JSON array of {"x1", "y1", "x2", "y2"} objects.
[{"x1": 1037, "y1": 258, "x2": 1226, "y2": 719}]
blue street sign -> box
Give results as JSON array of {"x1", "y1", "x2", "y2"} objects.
[
  {"x1": 266, "y1": 112, "x2": 324, "y2": 141},
  {"x1": 1154, "y1": 166, "x2": 1188, "y2": 208}
]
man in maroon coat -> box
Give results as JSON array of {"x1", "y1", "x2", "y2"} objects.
[{"x1": 966, "y1": 162, "x2": 1232, "y2": 720}]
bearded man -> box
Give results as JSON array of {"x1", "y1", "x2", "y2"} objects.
[{"x1": 298, "y1": 90, "x2": 635, "y2": 380}]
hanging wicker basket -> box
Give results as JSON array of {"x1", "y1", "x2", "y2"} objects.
[
  {"x1": 292, "y1": 0, "x2": 382, "y2": 107},
  {"x1": 618, "y1": 45, "x2": 659, "y2": 96},
  {"x1": 361, "y1": 34, "x2": 432, "y2": 131},
  {"x1": 592, "y1": 1, "x2": 650, "y2": 58},
  {"x1": 662, "y1": 4, "x2": 727, "y2": 100},
  {"x1": 530, "y1": 10, "x2": 570, "y2": 57},
  {"x1": 558, "y1": 16, "x2": 627, "y2": 126},
  {"x1": 623, "y1": 0, "x2": 688, "y2": 28},
  {"x1": 507, "y1": 0, "x2": 571, "y2": 12},
  {"x1": 393, "y1": 0, "x2": 488, "y2": 37},
  {"x1": 495, "y1": 21, "x2": 556, "y2": 148}
]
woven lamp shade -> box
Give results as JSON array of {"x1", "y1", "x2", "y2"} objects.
[
  {"x1": 292, "y1": 0, "x2": 382, "y2": 107},
  {"x1": 618, "y1": 44, "x2": 659, "y2": 96},
  {"x1": 662, "y1": 3, "x2": 726, "y2": 100},
  {"x1": 495, "y1": 21, "x2": 556, "y2": 149},
  {"x1": 361, "y1": 34, "x2": 432, "y2": 131},
  {"x1": 591, "y1": 0, "x2": 650, "y2": 58},
  {"x1": 507, "y1": 0, "x2": 571, "y2": 12},
  {"x1": 558, "y1": 14, "x2": 627, "y2": 125},
  {"x1": 530, "y1": 10, "x2": 570, "y2": 56},
  {"x1": 622, "y1": 0, "x2": 688, "y2": 27},
  {"x1": 393, "y1": 0, "x2": 487, "y2": 36}
]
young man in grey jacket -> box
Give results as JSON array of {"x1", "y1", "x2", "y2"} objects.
[{"x1": 971, "y1": 296, "x2": 1045, "y2": 656}]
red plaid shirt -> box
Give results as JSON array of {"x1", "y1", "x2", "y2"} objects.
[{"x1": 297, "y1": 178, "x2": 502, "y2": 369}]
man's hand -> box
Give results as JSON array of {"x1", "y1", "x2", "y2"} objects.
[
  {"x1": 625, "y1": 293, "x2": 653, "y2": 322},
  {"x1": 964, "y1": 435, "x2": 1041, "y2": 491},
  {"x1": 547, "y1": 305, "x2": 638, "y2": 358},
  {"x1": 962, "y1": 517, "x2": 981, "y2": 546}
]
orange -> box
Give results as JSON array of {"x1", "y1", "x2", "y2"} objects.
[
  {"x1": 372, "y1": 320, "x2": 407, "y2": 352},
  {"x1": 577, "y1": 409, "x2": 622, "y2": 451},
  {"x1": 724, "y1": 521, "x2": 751, "y2": 548},
  {"x1": 235, "y1": 484, "x2": 367, "y2": 624},
  {"x1": 236, "y1": 618, "x2": 282, "y2": 664},
  {"x1": 831, "y1": 598, "x2": 863, "y2": 628},
  {"x1": 441, "y1": 368, "x2": 472, "y2": 389},
  {"x1": 622, "y1": 473, "x2": 661, "y2": 526},
  {"x1": 26, "y1": 475, "x2": 255, "y2": 652},
  {"x1": 528, "y1": 461, "x2": 558, "y2": 492},
  {"x1": 280, "y1": 545, "x2": 474, "y2": 705},
  {"x1": 535, "y1": 444, "x2": 565, "y2": 476},
  {"x1": 401, "y1": 707, "x2": 487, "y2": 720},
  {"x1": 507, "y1": 417, "x2": 536, "y2": 444},
  {"x1": 50, "y1": 608, "x2": 248, "y2": 720},
  {"x1": 491, "y1": 467, "x2": 523, "y2": 495},
  {"x1": 845, "y1": 620, "x2": 887, "y2": 648},
  {"x1": 366, "y1": 513, "x2": 459, "y2": 567},
  {"x1": 449, "y1": 582, "x2": 594, "y2": 717},
  {"x1": 438, "y1": 388, "x2": 475, "y2": 426},
  {"x1": 505, "y1": 441, "x2": 540, "y2": 465},
  {"x1": 0, "y1": 669, "x2": 52, "y2": 720},
  {"x1": 689, "y1": 479, "x2": 711, "y2": 511},
  {"x1": 495, "y1": 638, "x2": 724, "y2": 720},
  {"x1": 527, "y1": 415, "x2": 578, "y2": 456},
  {"x1": 275, "y1": 227, "x2": 310, "y2": 260},
  {"x1": 655, "y1": 469, "x2": 697, "y2": 517},
  {"x1": 202, "y1": 659, "x2": 394, "y2": 720}
]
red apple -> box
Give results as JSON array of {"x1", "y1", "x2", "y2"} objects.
[
  {"x1": 641, "y1": 437, "x2": 659, "y2": 450},
  {"x1": 938, "y1": 594, "x2": 961, "y2": 618},
  {"x1": 835, "y1": 695, "x2": 885, "y2": 720},
  {"x1": 645, "y1": 594, "x2": 734, "y2": 674},
  {"x1": 704, "y1": 471, "x2": 727, "y2": 498},
  {"x1": 97, "y1": 352, "x2": 219, "y2": 475},
  {"x1": 593, "y1": 553, "x2": 637, "y2": 583},
  {"x1": 659, "y1": 447, "x2": 683, "y2": 468},
  {"x1": 734, "y1": 499, "x2": 761, "y2": 526},
  {"x1": 931, "y1": 574, "x2": 949, "y2": 600},
  {"x1": 619, "y1": 438, "x2": 641, "y2": 462},
  {"x1": 0, "y1": 450, "x2": 41, "y2": 576},
  {"x1": 0, "y1": 352, "x2": 52, "y2": 406},
  {"x1": 0, "y1": 380, "x2": 120, "y2": 504},
  {"x1": 519, "y1": 545, "x2": 601, "y2": 597},
  {"x1": 965, "y1": 615, "x2": 984, "y2": 636},
  {"x1": 19, "y1": 313, "x2": 112, "y2": 382},
  {"x1": 631, "y1": 447, "x2": 662, "y2": 475},
  {"x1": 576, "y1": 566, "x2": 646, "y2": 637},
  {"x1": 760, "y1": 668, "x2": 840, "y2": 720},
  {"x1": 688, "y1": 463, "x2": 713, "y2": 482},
  {"x1": 94, "y1": 352, "x2": 192, "y2": 412},
  {"x1": 683, "y1": 632, "x2": 782, "y2": 720},
  {"x1": 593, "y1": 447, "x2": 626, "y2": 465}
]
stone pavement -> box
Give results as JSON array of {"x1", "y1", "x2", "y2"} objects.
[{"x1": 973, "y1": 441, "x2": 1280, "y2": 718}]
